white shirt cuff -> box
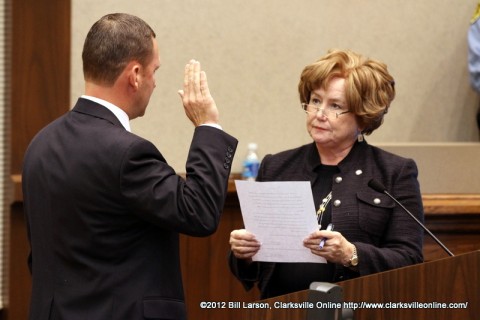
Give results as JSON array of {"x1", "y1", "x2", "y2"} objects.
[{"x1": 200, "y1": 123, "x2": 223, "y2": 130}]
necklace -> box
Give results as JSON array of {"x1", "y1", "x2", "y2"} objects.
[{"x1": 316, "y1": 191, "x2": 332, "y2": 229}]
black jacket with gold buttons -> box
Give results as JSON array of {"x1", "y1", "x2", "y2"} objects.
[{"x1": 230, "y1": 140, "x2": 424, "y2": 297}]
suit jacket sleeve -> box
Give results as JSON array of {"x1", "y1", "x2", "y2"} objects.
[{"x1": 120, "y1": 126, "x2": 237, "y2": 236}]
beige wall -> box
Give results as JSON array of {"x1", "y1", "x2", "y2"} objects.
[{"x1": 71, "y1": 1, "x2": 480, "y2": 193}]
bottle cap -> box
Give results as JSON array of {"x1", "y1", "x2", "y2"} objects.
[{"x1": 247, "y1": 142, "x2": 258, "y2": 150}]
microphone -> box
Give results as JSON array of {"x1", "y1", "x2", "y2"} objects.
[{"x1": 368, "y1": 179, "x2": 454, "y2": 257}]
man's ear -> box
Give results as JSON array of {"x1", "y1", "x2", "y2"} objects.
[{"x1": 128, "y1": 62, "x2": 141, "y2": 90}]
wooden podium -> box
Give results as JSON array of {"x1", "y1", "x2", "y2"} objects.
[{"x1": 228, "y1": 250, "x2": 479, "y2": 319}]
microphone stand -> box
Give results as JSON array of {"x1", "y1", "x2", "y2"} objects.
[{"x1": 382, "y1": 189, "x2": 454, "y2": 257}]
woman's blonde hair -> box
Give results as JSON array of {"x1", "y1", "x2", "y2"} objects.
[{"x1": 298, "y1": 49, "x2": 395, "y2": 135}]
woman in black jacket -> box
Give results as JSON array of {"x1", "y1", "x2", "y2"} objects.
[{"x1": 229, "y1": 49, "x2": 424, "y2": 299}]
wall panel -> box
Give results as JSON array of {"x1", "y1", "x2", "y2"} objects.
[{"x1": 7, "y1": 0, "x2": 71, "y2": 319}]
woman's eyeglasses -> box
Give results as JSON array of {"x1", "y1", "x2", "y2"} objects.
[{"x1": 301, "y1": 103, "x2": 350, "y2": 119}]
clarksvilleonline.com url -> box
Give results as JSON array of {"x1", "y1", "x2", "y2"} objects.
[
  {"x1": 200, "y1": 301, "x2": 469, "y2": 310},
  {"x1": 325, "y1": 301, "x2": 469, "y2": 310}
]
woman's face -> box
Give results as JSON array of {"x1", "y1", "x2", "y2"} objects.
[{"x1": 306, "y1": 77, "x2": 362, "y2": 151}]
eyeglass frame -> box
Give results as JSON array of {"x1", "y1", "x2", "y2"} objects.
[{"x1": 301, "y1": 103, "x2": 351, "y2": 119}]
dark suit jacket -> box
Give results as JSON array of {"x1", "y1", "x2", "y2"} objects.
[
  {"x1": 22, "y1": 98, "x2": 238, "y2": 320},
  {"x1": 230, "y1": 141, "x2": 424, "y2": 297}
]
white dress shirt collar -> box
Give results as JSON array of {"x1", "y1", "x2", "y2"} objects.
[{"x1": 81, "y1": 95, "x2": 131, "y2": 132}]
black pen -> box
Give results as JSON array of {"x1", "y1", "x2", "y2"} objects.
[{"x1": 318, "y1": 223, "x2": 334, "y2": 249}]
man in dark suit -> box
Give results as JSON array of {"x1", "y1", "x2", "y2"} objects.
[{"x1": 22, "y1": 13, "x2": 237, "y2": 320}]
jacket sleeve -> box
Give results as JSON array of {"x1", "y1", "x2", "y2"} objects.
[
  {"x1": 120, "y1": 126, "x2": 238, "y2": 236},
  {"x1": 228, "y1": 252, "x2": 261, "y2": 291}
]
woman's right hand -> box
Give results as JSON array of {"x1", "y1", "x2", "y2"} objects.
[{"x1": 229, "y1": 229, "x2": 261, "y2": 262}]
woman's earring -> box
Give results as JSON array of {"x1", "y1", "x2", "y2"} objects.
[{"x1": 357, "y1": 133, "x2": 364, "y2": 142}]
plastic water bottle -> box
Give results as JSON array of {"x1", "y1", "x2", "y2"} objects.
[{"x1": 242, "y1": 143, "x2": 260, "y2": 181}]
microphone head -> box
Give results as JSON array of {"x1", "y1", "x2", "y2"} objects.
[{"x1": 368, "y1": 179, "x2": 386, "y2": 193}]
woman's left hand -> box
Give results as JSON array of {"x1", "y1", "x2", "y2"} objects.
[{"x1": 303, "y1": 230, "x2": 355, "y2": 266}]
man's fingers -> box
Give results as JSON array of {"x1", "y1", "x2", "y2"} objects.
[{"x1": 200, "y1": 71, "x2": 211, "y2": 98}]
